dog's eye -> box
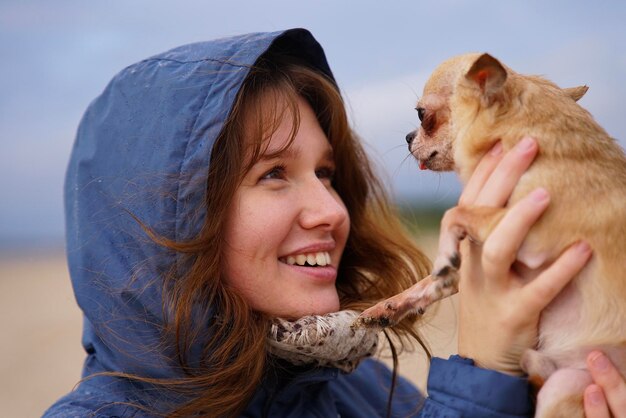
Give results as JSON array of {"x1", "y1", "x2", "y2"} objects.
[{"x1": 416, "y1": 107, "x2": 425, "y2": 122}]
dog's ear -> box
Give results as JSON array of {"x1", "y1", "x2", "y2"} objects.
[
  {"x1": 563, "y1": 85, "x2": 589, "y2": 102},
  {"x1": 465, "y1": 53, "x2": 507, "y2": 98}
]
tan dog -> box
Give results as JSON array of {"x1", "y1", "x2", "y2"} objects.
[{"x1": 356, "y1": 53, "x2": 626, "y2": 417}]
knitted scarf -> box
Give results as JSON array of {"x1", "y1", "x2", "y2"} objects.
[{"x1": 267, "y1": 310, "x2": 380, "y2": 372}]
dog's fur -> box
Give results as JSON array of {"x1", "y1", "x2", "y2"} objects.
[{"x1": 355, "y1": 53, "x2": 626, "y2": 417}]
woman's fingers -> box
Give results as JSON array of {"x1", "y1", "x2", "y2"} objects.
[
  {"x1": 584, "y1": 385, "x2": 611, "y2": 418},
  {"x1": 474, "y1": 137, "x2": 538, "y2": 207},
  {"x1": 459, "y1": 141, "x2": 504, "y2": 206},
  {"x1": 521, "y1": 241, "x2": 591, "y2": 313},
  {"x1": 480, "y1": 188, "x2": 551, "y2": 283},
  {"x1": 587, "y1": 351, "x2": 626, "y2": 417}
]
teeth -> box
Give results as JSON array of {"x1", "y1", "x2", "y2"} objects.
[
  {"x1": 284, "y1": 252, "x2": 331, "y2": 267},
  {"x1": 316, "y1": 253, "x2": 327, "y2": 266}
]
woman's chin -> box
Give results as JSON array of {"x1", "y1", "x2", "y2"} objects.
[{"x1": 267, "y1": 293, "x2": 340, "y2": 319}]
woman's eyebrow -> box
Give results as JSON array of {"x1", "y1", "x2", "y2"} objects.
[
  {"x1": 259, "y1": 146, "x2": 334, "y2": 163},
  {"x1": 260, "y1": 146, "x2": 301, "y2": 161},
  {"x1": 322, "y1": 148, "x2": 335, "y2": 163}
]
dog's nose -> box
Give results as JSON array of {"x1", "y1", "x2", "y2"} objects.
[{"x1": 405, "y1": 131, "x2": 416, "y2": 145}]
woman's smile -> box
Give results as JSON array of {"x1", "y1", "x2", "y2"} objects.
[{"x1": 281, "y1": 251, "x2": 331, "y2": 267}]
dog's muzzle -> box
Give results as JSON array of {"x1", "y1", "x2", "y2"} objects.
[{"x1": 405, "y1": 130, "x2": 416, "y2": 145}]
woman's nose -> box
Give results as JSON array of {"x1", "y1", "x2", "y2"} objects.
[{"x1": 298, "y1": 179, "x2": 348, "y2": 231}]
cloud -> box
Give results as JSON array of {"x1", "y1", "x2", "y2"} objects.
[{"x1": 2, "y1": 1, "x2": 624, "y2": 243}]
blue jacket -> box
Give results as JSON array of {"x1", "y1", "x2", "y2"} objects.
[{"x1": 44, "y1": 28, "x2": 534, "y2": 417}]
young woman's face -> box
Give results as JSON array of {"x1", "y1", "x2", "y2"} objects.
[{"x1": 223, "y1": 96, "x2": 350, "y2": 319}]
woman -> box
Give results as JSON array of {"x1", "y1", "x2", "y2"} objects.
[{"x1": 45, "y1": 28, "x2": 623, "y2": 417}]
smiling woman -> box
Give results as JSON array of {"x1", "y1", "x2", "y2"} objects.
[
  {"x1": 42, "y1": 28, "x2": 608, "y2": 418},
  {"x1": 43, "y1": 29, "x2": 435, "y2": 417},
  {"x1": 223, "y1": 95, "x2": 350, "y2": 318}
]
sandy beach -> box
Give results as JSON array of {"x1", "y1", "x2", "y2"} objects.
[
  {"x1": 0, "y1": 249, "x2": 84, "y2": 418},
  {"x1": 0, "y1": 234, "x2": 457, "y2": 417}
]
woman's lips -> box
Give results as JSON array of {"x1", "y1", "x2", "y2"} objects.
[{"x1": 279, "y1": 259, "x2": 337, "y2": 283}]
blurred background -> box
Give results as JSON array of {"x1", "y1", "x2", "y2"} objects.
[{"x1": 1, "y1": 1, "x2": 625, "y2": 416}]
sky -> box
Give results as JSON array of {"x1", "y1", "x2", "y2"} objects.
[{"x1": 1, "y1": 0, "x2": 625, "y2": 247}]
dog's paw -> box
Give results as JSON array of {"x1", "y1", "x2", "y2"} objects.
[
  {"x1": 353, "y1": 301, "x2": 399, "y2": 329},
  {"x1": 353, "y1": 290, "x2": 430, "y2": 329}
]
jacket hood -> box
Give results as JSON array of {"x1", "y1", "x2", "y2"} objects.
[{"x1": 65, "y1": 29, "x2": 335, "y2": 385}]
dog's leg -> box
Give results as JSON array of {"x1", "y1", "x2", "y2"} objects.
[
  {"x1": 355, "y1": 205, "x2": 506, "y2": 329},
  {"x1": 432, "y1": 205, "x2": 506, "y2": 283},
  {"x1": 353, "y1": 275, "x2": 458, "y2": 328}
]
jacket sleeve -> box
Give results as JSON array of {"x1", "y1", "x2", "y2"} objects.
[{"x1": 419, "y1": 355, "x2": 534, "y2": 418}]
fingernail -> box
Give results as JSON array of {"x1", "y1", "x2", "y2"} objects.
[
  {"x1": 576, "y1": 241, "x2": 592, "y2": 254},
  {"x1": 590, "y1": 352, "x2": 609, "y2": 371},
  {"x1": 530, "y1": 187, "x2": 549, "y2": 203},
  {"x1": 516, "y1": 137, "x2": 536, "y2": 153},
  {"x1": 586, "y1": 387, "x2": 603, "y2": 405},
  {"x1": 490, "y1": 141, "x2": 503, "y2": 156}
]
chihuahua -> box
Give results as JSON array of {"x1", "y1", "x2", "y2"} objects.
[{"x1": 356, "y1": 53, "x2": 626, "y2": 417}]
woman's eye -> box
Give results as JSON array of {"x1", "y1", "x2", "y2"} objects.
[
  {"x1": 416, "y1": 107, "x2": 426, "y2": 122},
  {"x1": 316, "y1": 166, "x2": 335, "y2": 182},
  {"x1": 261, "y1": 165, "x2": 286, "y2": 181}
]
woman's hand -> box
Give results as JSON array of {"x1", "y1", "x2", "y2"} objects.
[
  {"x1": 584, "y1": 351, "x2": 626, "y2": 418},
  {"x1": 455, "y1": 137, "x2": 592, "y2": 375}
]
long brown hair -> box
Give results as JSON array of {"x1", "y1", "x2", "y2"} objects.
[{"x1": 118, "y1": 51, "x2": 432, "y2": 417}]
